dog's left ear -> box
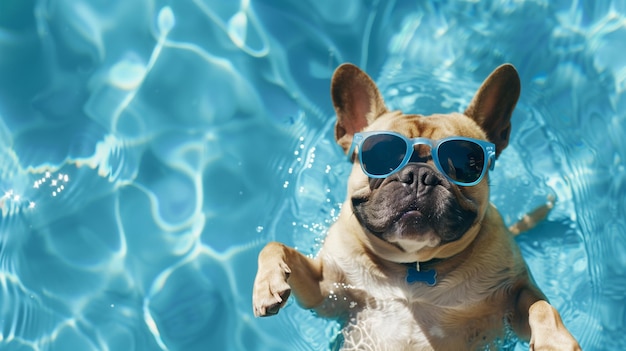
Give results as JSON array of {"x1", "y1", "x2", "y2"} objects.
[
  {"x1": 331, "y1": 63, "x2": 387, "y2": 153},
  {"x1": 464, "y1": 64, "x2": 520, "y2": 158}
]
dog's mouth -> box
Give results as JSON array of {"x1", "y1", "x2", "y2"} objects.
[
  {"x1": 352, "y1": 164, "x2": 478, "y2": 249},
  {"x1": 356, "y1": 200, "x2": 445, "y2": 244}
]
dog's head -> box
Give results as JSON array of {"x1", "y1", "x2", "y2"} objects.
[{"x1": 331, "y1": 64, "x2": 520, "y2": 263}]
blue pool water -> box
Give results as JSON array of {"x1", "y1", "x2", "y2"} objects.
[{"x1": 1, "y1": 0, "x2": 625, "y2": 350}]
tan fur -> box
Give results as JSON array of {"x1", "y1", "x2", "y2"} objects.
[{"x1": 253, "y1": 64, "x2": 581, "y2": 350}]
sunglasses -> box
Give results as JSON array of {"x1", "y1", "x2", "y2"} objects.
[{"x1": 348, "y1": 131, "x2": 496, "y2": 186}]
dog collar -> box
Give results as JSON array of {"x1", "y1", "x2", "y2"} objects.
[{"x1": 404, "y1": 262, "x2": 437, "y2": 286}]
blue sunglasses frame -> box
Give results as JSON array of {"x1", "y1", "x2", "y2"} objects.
[{"x1": 348, "y1": 131, "x2": 496, "y2": 186}]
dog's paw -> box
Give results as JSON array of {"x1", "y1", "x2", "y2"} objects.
[
  {"x1": 252, "y1": 261, "x2": 292, "y2": 317},
  {"x1": 529, "y1": 301, "x2": 582, "y2": 351},
  {"x1": 509, "y1": 195, "x2": 556, "y2": 236},
  {"x1": 529, "y1": 339, "x2": 581, "y2": 351}
]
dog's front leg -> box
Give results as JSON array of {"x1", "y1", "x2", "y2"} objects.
[
  {"x1": 253, "y1": 242, "x2": 324, "y2": 317},
  {"x1": 514, "y1": 287, "x2": 581, "y2": 351}
]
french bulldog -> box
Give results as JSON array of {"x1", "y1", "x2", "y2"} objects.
[{"x1": 253, "y1": 63, "x2": 581, "y2": 351}]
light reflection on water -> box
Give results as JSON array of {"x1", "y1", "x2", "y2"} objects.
[{"x1": 0, "y1": 1, "x2": 625, "y2": 350}]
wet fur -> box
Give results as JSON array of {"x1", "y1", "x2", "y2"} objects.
[{"x1": 253, "y1": 64, "x2": 580, "y2": 350}]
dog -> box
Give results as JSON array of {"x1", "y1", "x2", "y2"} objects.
[{"x1": 253, "y1": 63, "x2": 581, "y2": 351}]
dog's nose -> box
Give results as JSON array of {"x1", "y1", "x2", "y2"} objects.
[{"x1": 396, "y1": 164, "x2": 441, "y2": 188}]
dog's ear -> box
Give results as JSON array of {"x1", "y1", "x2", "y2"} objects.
[
  {"x1": 464, "y1": 64, "x2": 520, "y2": 158},
  {"x1": 331, "y1": 63, "x2": 387, "y2": 153}
]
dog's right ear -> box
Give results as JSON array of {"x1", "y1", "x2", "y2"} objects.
[
  {"x1": 464, "y1": 64, "x2": 521, "y2": 158},
  {"x1": 331, "y1": 63, "x2": 387, "y2": 153}
]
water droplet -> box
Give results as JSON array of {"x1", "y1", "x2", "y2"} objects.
[
  {"x1": 227, "y1": 11, "x2": 247, "y2": 47},
  {"x1": 109, "y1": 59, "x2": 147, "y2": 90},
  {"x1": 157, "y1": 6, "x2": 175, "y2": 35}
]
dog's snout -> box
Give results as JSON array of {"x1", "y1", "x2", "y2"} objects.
[{"x1": 397, "y1": 164, "x2": 442, "y2": 188}]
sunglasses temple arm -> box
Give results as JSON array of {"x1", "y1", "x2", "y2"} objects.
[
  {"x1": 482, "y1": 142, "x2": 496, "y2": 171},
  {"x1": 347, "y1": 143, "x2": 356, "y2": 161},
  {"x1": 347, "y1": 134, "x2": 363, "y2": 160}
]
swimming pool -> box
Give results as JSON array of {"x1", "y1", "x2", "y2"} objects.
[{"x1": 0, "y1": 0, "x2": 624, "y2": 350}]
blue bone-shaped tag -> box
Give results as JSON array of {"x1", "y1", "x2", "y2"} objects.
[{"x1": 406, "y1": 266, "x2": 437, "y2": 286}]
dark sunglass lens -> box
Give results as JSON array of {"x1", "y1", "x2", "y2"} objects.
[
  {"x1": 437, "y1": 140, "x2": 485, "y2": 183},
  {"x1": 361, "y1": 134, "x2": 407, "y2": 176}
]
